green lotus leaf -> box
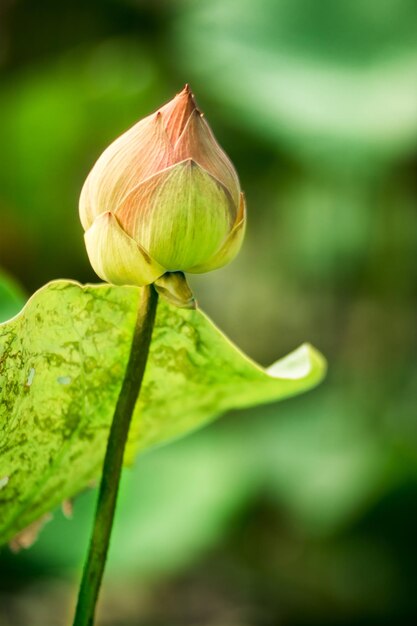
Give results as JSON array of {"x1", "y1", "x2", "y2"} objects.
[{"x1": 0, "y1": 280, "x2": 325, "y2": 545}]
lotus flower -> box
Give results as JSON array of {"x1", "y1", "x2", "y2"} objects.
[{"x1": 79, "y1": 85, "x2": 246, "y2": 287}]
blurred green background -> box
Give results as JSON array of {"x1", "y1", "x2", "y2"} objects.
[{"x1": 0, "y1": 0, "x2": 416, "y2": 624}]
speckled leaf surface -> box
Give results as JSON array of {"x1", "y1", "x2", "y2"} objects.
[{"x1": 0, "y1": 280, "x2": 325, "y2": 545}]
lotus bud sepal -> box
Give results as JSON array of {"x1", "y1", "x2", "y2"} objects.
[{"x1": 154, "y1": 272, "x2": 196, "y2": 309}]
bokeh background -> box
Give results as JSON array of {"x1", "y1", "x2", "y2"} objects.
[{"x1": 1, "y1": 1, "x2": 416, "y2": 624}]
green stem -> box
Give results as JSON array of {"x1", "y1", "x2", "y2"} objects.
[{"x1": 72, "y1": 284, "x2": 159, "y2": 626}]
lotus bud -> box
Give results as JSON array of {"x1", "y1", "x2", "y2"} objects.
[{"x1": 79, "y1": 85, "x2": 246, "y2": 295}]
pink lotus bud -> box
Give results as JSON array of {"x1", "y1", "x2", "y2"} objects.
[{"x1": 79, "y1": 86, "x2": 246, "y2": 288}]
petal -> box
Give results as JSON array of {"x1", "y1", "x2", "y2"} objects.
[
  {"x1": 116, "y1": 160, "x2": 236, "y2": 271},
  {"x1": 188, "y1": 193, "x2": 247, "y2": 273},
  {"x1": 174, "y1": 109, "x2": 241, "y2": 207},
  {"x1": 84, "y1": 212, "x2": 165, "y2": 286},
  {"x1": 79, "y1": 113, "x2": 174, "y2": 230},
  {"x1": 158, "y1": 84, "x2": 198, "y2": 144}
]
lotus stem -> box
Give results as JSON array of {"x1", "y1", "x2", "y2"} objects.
[{"x1": 72, "y1": 284, "x2": 159, "y2": 626}]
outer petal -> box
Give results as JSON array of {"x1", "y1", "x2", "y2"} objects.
[
  {"x1": 174, "y1": 109, "x2": 241, "y2": 207},
  {"x1": 188, "y1": 193, "x2": 247, "y2": 273},
  {"x1": 79, "y1": 113, "x2": 174, "y2": 231},
  {"x1": 116, "y1": 160, "x2": 235, "y2": 271},
  {"x1": 84, "y1": 212, "x2": 165, "y2": 286}
]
